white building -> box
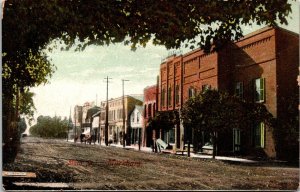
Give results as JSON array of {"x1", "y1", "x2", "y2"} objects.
[{"x1": 129, "y1": 105, "x2": 144, "y2": 145}]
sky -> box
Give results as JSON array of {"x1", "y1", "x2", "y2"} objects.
[{"x1": 29, "y1": 1, "x2": 299, "y2": 126}]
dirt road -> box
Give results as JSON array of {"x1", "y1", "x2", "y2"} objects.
[{"x1": 3, "y1": 137, "x2": 299, "y2": 190}]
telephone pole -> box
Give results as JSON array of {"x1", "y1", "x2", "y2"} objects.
[
  {"x1": 122, "y1": 79, "x2": 129, "y2": 148},
  {"x1": 105, "y1": 76, "x2": 112, "y2": 146},
  {"x1": 67, "y1": 106, "x2": 71, "y2": 142},
  {"x1": 74, "y1": 106, "x2": 77, "y2": 143}
]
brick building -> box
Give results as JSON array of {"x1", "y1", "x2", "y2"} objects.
[
  {"x1": 157, "y1": 27, "x2": 299, "y2": 158},
  {"x1": 143, "y1": 84, "x2": 158, "y2": 147}
]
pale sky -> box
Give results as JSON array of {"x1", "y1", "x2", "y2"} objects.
[{"x1": 29, "y1": 1, "x2": 299, "y2": 126}]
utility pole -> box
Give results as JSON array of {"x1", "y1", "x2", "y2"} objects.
[
  {"x1": 67, "y1": 106, "x2": 71, "y2": 142},
  {"x1": 105, "y1": 76, "x2": 112, "y2": 146},
  {"x1": 122, "y1": 79, "x2": 129, "y2": 148},
  {"x1": 74, "y1": 106, "x2": 77, "y2": 143}
]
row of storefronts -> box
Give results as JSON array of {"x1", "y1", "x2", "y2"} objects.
[{"x1": 71, "y1": 27, "x2": 298, "y2": 159}]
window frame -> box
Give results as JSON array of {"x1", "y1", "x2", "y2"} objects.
[
  {"x1": 235, "y1": 82, "x2": 244, "y2": 99},
  {"x1": 175, "y1": 85, "x2": 180, "y2": 105},
  {"x1": 168, "y1": 86, "x2": 172, "y2": 106},
  {"x1": 254, "y1": 78, "x2": 265, "y2": 103},
  {"x1": 254, "y1": 122, "x2": 265, "y2": 148},
  {"x1": 188, "y1": 87, "x2": 195, "y2": 98}
]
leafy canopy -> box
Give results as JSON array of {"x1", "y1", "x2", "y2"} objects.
[
  {"x1": 3, "y1": 0, "x2": 293, "y2": 55},
  {"x1": 2, "y1": 0, "x2": 292, "y2": 120},
  {"x1": 181, "y1": 89, "x2": 274, "y2": 134},
  {"x1": 29, "y1": 116, "x2": 69, "y2": 138}
]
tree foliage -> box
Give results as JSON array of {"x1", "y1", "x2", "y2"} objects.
[
  {"x1": 3, "y1": 0, "x2": 293, "y2": 54},
  {"x1": 274, "y1": 94, "x2": 299, "y2": 162},
  {"x1": 3, "y1": 0, "x2": 292, "y2": 126},
  {"x1": 181, "y1": 89, "x2": 274, "y2": 158},
  {"x1": 147, "y1": 111, "x2": 178, "y2": 132},
  {"x1": 29, "y1": 116, "x2": 69, "y2": 138}
]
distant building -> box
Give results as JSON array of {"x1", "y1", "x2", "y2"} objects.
[
  {"x1": 99, "y1": 95, "x2": 143, "y2": 145},
  {"x1": 73, "y1": 105, "x2": 83, "y2": 139},
  {"x1": 129, "y1": 105, "x2": 144, "y2": 145},
  {"x1": 143, "y1": 84, "x2": 158, "y2": 147}
]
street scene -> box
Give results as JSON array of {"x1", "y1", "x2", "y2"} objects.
[
  {"x1": 3, "y1": 137, "x2": 299, "y2": 190},
  {"x1": 2, "y1": 1, "x2": 299, "y2": 191}
]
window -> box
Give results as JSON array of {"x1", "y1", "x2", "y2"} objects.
[
  {"x1": 235, "y1": 82, "x2": 243, "y2": 98},
  {"x1": 153, "y1": 103, "x2": 156, "y2": 116},
  {"x1": 144, "y1": 105, "x2": 147, "y2": 118},
  {"x1": 148, "y1": 104, "x2": 152, "y2": 118},
  {"x1": 188, "y1": 87, "x2": 195, "y2": 98},
  {"x1": 161, "y1": 89, "x2": 166, "y2": 107},
  {"x1": 169, "y1": 128, "x2": 175, "y2": 144},
  {"x1": 202, "y1": 84, "x2": 211, "y2": 91},
  {"x1": 233, "y1": 128, "x2": 241, "y2": 152},
  {"x1": 137, "y1": 112, "x2": 140, "y2": 123},
  {"x1": 168, "y1": 87, "x2": 172, "y2": 106},
  {"x1": 254, "y1": 78, "x2": 265, "y2": 102},
  {"x1": 254, "y1": 123, "x2": 265, "y2": 148},
  {"x1": 175, "y1": 85, "x2": 180, "y2": 105}
]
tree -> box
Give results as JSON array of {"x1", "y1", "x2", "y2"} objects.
[
  {"x1": 29, "y1": 116, "x2": 69, "y2": 138},
  {"x1": 148, "y1": 111, "x2": 178, "y2": 134},
  {"x1": 3, "y1": 0, "x2": 293, "y2": 162},
  {"x1": 274, "y1": 94, "x2": 299, "y2": 162},
  {"x1": 147, "y1": 111, "x2": 178, "y2": 151},
  {"x1": 181, "y1": 89, "x2": 273, "y2": 159}
]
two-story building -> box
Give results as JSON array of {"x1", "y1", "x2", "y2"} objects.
[
  {"x1": 157, "y1": 27, "x2": 299, "y2": 158},
  {"x1": 143, "y1": 84, "x2": 158, "y2": 147},
  {"x1": 99, "y1": 95, "x2": 143, "y2": 145},
  {"x1": 129, "y1": 105, "x2": 144, "y2": 145}
]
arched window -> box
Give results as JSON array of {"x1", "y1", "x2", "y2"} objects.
[
  {"x1": 161, "y1": 88, "x2": 166, "y2": 107},
  {"x1": 168, "y1": 87, "x2": 172, "y2": 106},
  {"x1": 148, "y1": 104, "x2": 152, "y2": 118},
  {"x1": 144, "y1": 104, "x2": 147, "y2": 118},
  {"x1": 188, "y1": 87, "x2": 195, "y2": 98},
  {"x1": 137, "y1": 112, "x2": 140, "y2": 123},
  {"x1": 153, "y1": 103, "x2": 156, "y2": 116},
  {"x1": 175, "y1": 85, "x2": 180, "y2": 105}
]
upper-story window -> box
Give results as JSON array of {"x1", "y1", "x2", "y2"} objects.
[
  {"x1": 168, "y1": 87, "x2": 172, "y2": 106},
  {"x1": 254, "y1": 78, "x2": 265, "y2": 103},
  {"x1": 148, "y1": 103, "x2": 152, "y2": 118},
  {"x1": 137, "y1": 112, "x2": 140, "y2": 123},
  {"x1": 188, "y1": 87, "x2": 196, "y2": 98},
  {"x1": 161, "y1": 88, "x2": 166, "y2": 107},
  {"x1": 202, "y1": 84, "x2": 211, "y2": 92},
  {"x1": 153, "y1": 103, "x2": 156, "y2": 116},
  {"x1": 235, "y1": 82, "x2": 244, "y2": 99},
  {"x1": 131, "y1": 113, "x2": 135, "y2": 123},
  {"x1": 175, "y1": 85, "x2": 180, "y2": 105},
  {"x1": 144, "y1": 105, "x2": 147, "y2": 118}
]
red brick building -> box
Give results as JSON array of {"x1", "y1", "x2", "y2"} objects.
[
  {"x1": 157, "y1": 27, "x2": 299, "y2": 158},
  {"x1": 143, "y1": 84, "x2": 158, "y2": 147}
]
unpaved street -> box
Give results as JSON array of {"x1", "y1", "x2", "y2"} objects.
[{"x1": 3, "y1": 137, "x2": 299, "y2": 190}]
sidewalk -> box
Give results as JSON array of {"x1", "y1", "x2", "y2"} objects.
[{"x1": 66, "y1": 139, "x2": 257, "y2": 163}]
